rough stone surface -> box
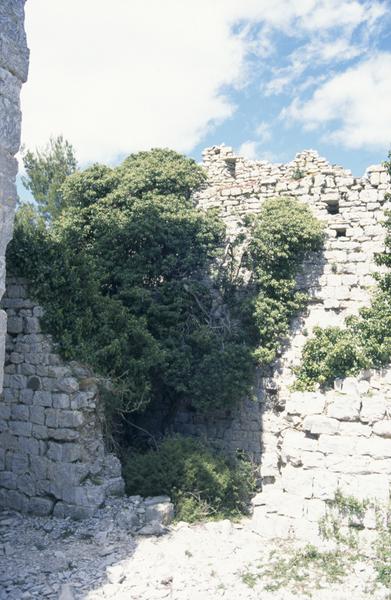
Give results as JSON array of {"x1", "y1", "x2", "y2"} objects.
[
  {"x1": 0, "y1": 0, "x2": 29, "y2": 392},
  {"x1": 0, "y1": 279, "x2": 125, "y2": 518},
  {"x1": 166, "y1": 146, "x2": 391, "y2": 538},
  {"x1": 170, "y1": 145, "x2": 391, "y2": 460},
  {"x1": 0, "y1": 506, "x2": 388, "y2": 600}
]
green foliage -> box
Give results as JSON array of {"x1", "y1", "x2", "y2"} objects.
[
  {"x1": 21, "y1": 135, "x2": 77, "y2": 219},
  {"x1": 244, "y1": 197, "x2": 324, "y2": 364},
  {"x1": 9, "y1": 148, "x2": 255, "y2": 417},
  {"x1": 295, "y1": 152, "x2": 391, "y2": 389},
  {"x1": 122, "y1": 435, "x2": 256, "y2": 522},
  {"x1": 10, "y1": 147, "x2": 324, "y2": 421}
]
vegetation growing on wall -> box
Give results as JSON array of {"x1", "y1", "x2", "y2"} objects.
[
  {"x1": 9, "y1": 144, "x2": 323, "y2": 422},
  {"x1": 295, "y1": 153, "x2": 391, "y2": 390}
]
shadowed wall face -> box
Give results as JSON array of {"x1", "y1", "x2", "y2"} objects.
[{"x1": 0, "y1": 0, "x2": 29, "y2": 391}]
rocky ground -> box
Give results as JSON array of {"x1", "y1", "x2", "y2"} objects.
[{"x1": 1, "y1": 497, "x2": 390, "y2": 600}]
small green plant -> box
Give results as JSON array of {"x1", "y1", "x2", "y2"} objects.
[
  {"x1": 331, "y1": 262, "x2": 338, "y2": 273},
  {"x1": 240, "y1": 492, "x2": 390, "y2": 596},
  {"x1": 241, "y1": 570, "x2": 258, "y2": 588},
  {"x1": 374, "y1": 505, "x2": 391, "y2": 588},
  {"x1": 122, "y1": 435, "x2": 257, "y2": 523},
  {"x1": 260, "y1": 545, "x2": 349, "y2": 593},
  {"x1": 292, "y1": 168, "x2": 305, "y2": 180}
]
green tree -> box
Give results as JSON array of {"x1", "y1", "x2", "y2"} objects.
[
  {"x1": 9, "y1": 148, "x2": 254, "y2": 417},
  {"x1": 295, "y1": 151, "x2": 391, "y2": 390},
  {"x1": 21, "y1": 135, "x2": 77, "y2": 219}
]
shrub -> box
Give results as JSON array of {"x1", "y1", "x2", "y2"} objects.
[
  {"x1": 243, "y1": 197, "x2": 324, "y2": 364},
  {"x1": 10, "y1": 148, "x2": 324, "y2": 424},
  {"x1": 8, "y1": 149, "x2": 255, "y2": 417},
  {"x1": 295, "y1": 153, "x2": 391, "y2": 390},
  {"x1": 122, "y1": 436, "x2": 256, "y2": 522}
]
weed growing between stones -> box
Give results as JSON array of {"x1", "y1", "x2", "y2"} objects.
[{"x1": 238, "y1": 492, "x2": 391, "y2": 596}]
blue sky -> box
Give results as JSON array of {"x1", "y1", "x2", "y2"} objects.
[{"x1": 18, "y1": 0, "x2": 391, "y2": 201}]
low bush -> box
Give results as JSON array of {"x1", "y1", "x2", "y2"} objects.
[{"x1": 122, "y1": 435, "x2": 256, "y2": 522}]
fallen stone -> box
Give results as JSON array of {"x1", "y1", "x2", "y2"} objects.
[
  {"x1": 106, "y1": 564, "x2": 125, "y2": 584},
  {"x1": 137, "y1": 520, "x2": 167, "y2": 536}
]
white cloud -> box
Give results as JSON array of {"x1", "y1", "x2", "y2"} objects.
[
  {"x1": 282, "y1": 53, "x2": 391, "y2": 149},
  {"x1": 262, "y1": 0, "x2": 387, "y2": 96},
  {"x1": 238, "y1": 141, "x2": 259, "y2": 159},
  {"x1": 238, "y1": 121, "x2": 272, "y2": 159},
  {"x1": 22, "y1": 0, "x2": 250, "y2": 164},
  {"x1": 21, "y1": 1, "x2": 389, "y2": 164}
]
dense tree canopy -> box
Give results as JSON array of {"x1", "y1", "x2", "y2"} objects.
[
  {"x1": 9, "y1": 147, "x2": 324, "y2": 422},
  {"x1": 21, "y1": 135, "x2": 77, "y2": 219}
]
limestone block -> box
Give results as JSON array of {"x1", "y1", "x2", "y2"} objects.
[
  {"x1": 281, "y1": 430, "x2": 318, "y2": 464},
  {"x1": 293, "y1": 519, "x2": 320, "y2": 543},
  {"x1": 55, "y1": 377, "x2": 79, "y2": 394},
  {"x1": 29, "y1": 455, "x2": 49, "y2": 480},
  {"x1": 355, "y1": 437, "x2": 391, "y2": 459},
  {"x1": 28, "y1": 496, "x2": 54, "y2": 516},
  {"x1": 301, "y1": 451, "x2": 326, "y2": 469},
  {"x1": 33, "y1": 391, "x2": 52, "y2": 407},
  {"x1": 340, "y1": 474, "x2": 389, "y2": 503},
  {"x1": 57, "y1": 410, "x2": 84, "y2": 428},
  {"x1": 30, "y1": 405, "x2": 45, "y2": 425},
  {"x1": 9, "y1": 419, "x2": 31, "y2": 436},
  {"x1": 52, "y1": 393, "x2": 70, "y2": 409},
  {"x1": 285, "y1": 392, "x2": 325, "y2": 416},
  {"x1": 312, "y1": 470, "x2": 339, "y2": 500},
  {"x1": 325, "y1": 454, "x2": 380, "y2": 474},
  {"x1": 53, "y1": 502, "x2": 95, "y2": 520},
  {"x1": 10, "y1": 403, "x2": 29, "y2": 420},
  {"x1": 48, "y1": 428, "x2": 79, "y2": 442},
  {"x1": 145, "y1": 501, "x2": 174, "y2": 525},
  {"x1": 327, "y1": 395, "x2": 360, "y2": 421},
  {"x1": 341, "y1": 377, "x2": 360, "y2": 395},
  {"x1": 338, "y1": 422, "x2": 371, "y2": 437},
  {"x1": 16, "y1": 473, "x2": 35, "y2": 496},
  {"x1": 302, "y1": 415, "x2": 340, "y2": 435},
  {"x1": 360, "y1": 396, "x2": 386, "y2": 423},
  {"x1": 373, "y1": 421, "x2": 391, "y2": 438},
  {"x1": 251, "y1": 508, "x2": 294, "y2": 539},
  {"x1": 281, "y1": 465, "x2": 314, "y2": 497},
  {"x1": 7, "y1": 452, "x2": 28, "y2": 474},
  {"x1": 303, "y1": 498, "x2": 326, "y2": 522},
  {"x1": 260, "y1": 451, "x2": 279, "y2": 477},
  {"x1": 318, "y1": 434, "x2": 356, "y2": 455},
  {"x1": 104, "y1": 477, "x2": 125, "y2": 497},
  {"x1": 17, "y1": 435, "x2": 39, "y2": 455}
]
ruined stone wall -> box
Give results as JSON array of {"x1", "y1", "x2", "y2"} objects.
[
  {"x1": 0, "y1": 0, "x2": 29, "y2": 391},
  {"x1": 173, "y1": 146, "x2": 391, "y2": 464},
  {"x1": 251, "y1": 370, "x2": 391, "y2": 543},
  {"x1": 0, "y1": 279, "x2": 124, "y2": 518}
]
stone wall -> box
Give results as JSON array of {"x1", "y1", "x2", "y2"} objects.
[
  {"x1": 251, "y1": 370, "x2": 391, "y2": 543},
  {"x1": 0, "y1": 279, "x2": 124, "y2": 518},
  {"x1": 172, "y1": 146, "x2": 391, "y2": 464},
  {"x1": 0, "y1": 0, "x2": 29, "y2": 391}
]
